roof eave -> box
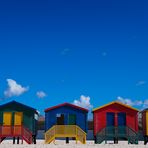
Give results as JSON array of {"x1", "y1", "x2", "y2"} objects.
[{"x1": 92, "y1": 101, "x2": 139, "y2": 112}]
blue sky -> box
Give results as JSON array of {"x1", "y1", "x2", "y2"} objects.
[{"x1": 0, "y1": 0, "x2": 148, "y2": 117}]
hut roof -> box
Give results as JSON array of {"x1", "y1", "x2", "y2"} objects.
[
  {"x1": 92, "y1": 101, "x2": 139, "y2": 112},
  {"x1": 44, "y1": 102, "x2": 88, "y2": 113},
  {"x1": 0, "y1": 100, "x2": 38, "y2": 114}
]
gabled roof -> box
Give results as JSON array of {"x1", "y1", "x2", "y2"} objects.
[
  {"x1": 0, "y1": 100, "x2": 38, "y2": 114},
  {"x1": 92, "y1": 101, "x2": 139, "y2": 112},
  {"x1": 44, "y1": 102, "x2": 88, "y2": 112}
]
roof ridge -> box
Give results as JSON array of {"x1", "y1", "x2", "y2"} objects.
[
  {"x1": 92, "y1": 101, "x2": 139, "y2": 112},
  {"x1": 44, "y1": 102, "x2": 88, "y2": 112},
  {"x1": 0, "y1": 100, "x2": 38, "y2": 114}
]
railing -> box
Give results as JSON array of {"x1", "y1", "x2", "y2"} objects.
[
  {"x1": 0, "y1": 125, "x2": 32, "y2": 144},
  {"x1": 22, "y1": 126, "x2": 33, "y2": 144},
  {"x1": 13, "y1": 125, "x2": 22, "y2": 136},
  {"x1": 45, "y1": 126, "x2": 55, "y2": 144},
  {"x1": 96, "y1": 126, "x2": 138, "y2": 144},
  {"x1": 76, "y1": 126, "x2": 86, "y2": 144},
  {"x1": 0, "y1": 125, "x2": 13, "y2": 136},
  {"x1": 127, "y1": 126, "x2": 137, "y2": 137},
  {"x1": 127, "y1": 126, "x2": 138, "y2": 144},
  {"x1": 45, "y1": 125, "x2": 86, "y2": 144},
  {"x1": 96, "y1": 127, "x2": 106, "y2": 144},
  {"x1": 55, "y1": 125, "x2": 76, "y2": 137}
]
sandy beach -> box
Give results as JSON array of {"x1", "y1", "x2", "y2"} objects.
[{"x1": 0, "y1": 140, "x2": 147, "y2": 148}]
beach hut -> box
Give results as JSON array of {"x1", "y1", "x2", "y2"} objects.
[
  {"x1": 44, "y1": 102, "x2": 88, "y2": 144},
  {"x1": 92, "y1": 101, "x2": 139, "y2": 144},
  {"x1": 0, "y1": 101, "x2": 39, "y2": 144},
  {"x1": 142, "y1": 109, "x2": 148, "y2": 145}
]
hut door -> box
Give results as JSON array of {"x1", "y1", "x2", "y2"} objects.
[
  {"x1": 117, "y1": 113, "x2": 126, "y2": 134},
  {"x1": 107, "y1": 112, "x2": 115, "y2": 126},
  {"x1": 3, "y1": 112, "x2": 12, "y2": 125},
  {"x1": 106, "y1": 113, "x2": 115, "y2": 135},
  {"x1": 56, "y1": 114, "x2": 64, "y2": 125},
  {"x1": 68, "y1": 114, "x2": 76, "y2": 125},
  {"x1": 117, "y1": 113, "x2": 126, "y2": 126},
  {"x1": 14, "y1": 112, "x2": 23, "y2": 125}
]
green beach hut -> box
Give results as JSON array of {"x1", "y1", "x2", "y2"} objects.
[{"x1": 0, "y1": 100, "x2": 39, "y2": 144}]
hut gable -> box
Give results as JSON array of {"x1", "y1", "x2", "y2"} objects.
[
  {"x1": 44, "y1": 102, "x2": 88, "y2": 113},
  {"x1": 0, "y1": 100, "x2": 38, "y2": 114},
  {"x1": 92, "y1": 101, "x2": 139, "y2": 113}
]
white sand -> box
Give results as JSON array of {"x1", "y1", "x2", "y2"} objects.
[{"x1": 0, "y1": 140, "x2": 147, "y2": 148}]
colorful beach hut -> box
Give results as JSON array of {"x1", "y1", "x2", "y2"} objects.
[
  {"x1": 92, "y1": 101, "x2": 139, "y2": 144},
  {"x1": 44, "y1": 102, "x2": 88, "y2": 144},
  {"x1": 0, "y1": 101, "x2": 39, "y2": 144},
  {"x1": 142, "y1": 108, "x2": 148, "y2": 145}
]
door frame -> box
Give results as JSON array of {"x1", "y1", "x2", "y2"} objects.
[{"x1": 56, "y1": 113, "x2": 65, "y2": 125}]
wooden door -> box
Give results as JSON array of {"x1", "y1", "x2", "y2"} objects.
[
  {"x1": 68, "y1": 114, "x2": 76, "y2": 125},
  {"x1": 117, "y1": 112, "x2": 126, "y2": 126},
  {"x1": 107, "y1": 112, "x2": 115, "y2": 126},
  {"x1": 2, "y1": 112, "x2": 12, "y2": 135},
  {"x1": 3, "y1": 112, "x2": 12, "y2": 125},
  {"x1": 117, "y1": 112, "x2": 126, "y2": 135},
  {"x1": 106, "y1": 112, "x2": 115, "y2": 135},
  {"x1": 14, "y1": 112, "x2": 23, "y2": 125}
]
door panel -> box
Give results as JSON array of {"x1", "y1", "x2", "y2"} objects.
[
  {"x1": 14, "y1": 112, "x2": 23, "y2": 125},
  {"x1": 107, "y1": 112, "x2": 115, "y2": 126},
  {"x1": 68, "y1": 114, "x2": 76, "y2": 125},
  {"x1": 117, "y1": 112, "x2": 126, "y2": 135},
  {"x1": 3, "y1": 112, "x2": 12, "y2": 126},
  {"x1": 106, "y1": 112, "x2": 115, "y2": 135},
  {"x1": 118, "y1": 113, "x2": 126, "y2": 126}
]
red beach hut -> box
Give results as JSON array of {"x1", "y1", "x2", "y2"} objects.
[{"x1": 92, "y1": 101, "x2": 139, "y2": 144}]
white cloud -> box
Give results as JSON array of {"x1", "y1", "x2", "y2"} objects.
[
  {"x1": 61, "y1": 48, "x2": 71, "y2": 55},
  {"x1": 73, "y1": 95, "x2": 93, "y2": 120},
  {"x1": 117, "y1": 96, "x2": 134, "y2": 106},
  {"x1": 36, "y1": 91, "x2": 47, "y2": 98},
  {"x1": 4, "y1": 79, "x2": 28, "y2": 98},
  {"x1": 136, "y1": 81, "x2": 146, "y2": 86},
  {"x1": 73, "y1": 95, "x2": 93, "y2": 110},
  {"x1": 143, "y1": 100, "x2": 148, "y2": 108},
  {"x1": 117, "y1": 96, "x2": 143, "y2": 106},
  {"x1": 117, "y1": 97, "x2": 148, "y2": 110}
]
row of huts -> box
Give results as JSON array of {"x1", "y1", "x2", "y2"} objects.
[{"x1": 0, "y1": 100, "x2": 148, "y2": 145}]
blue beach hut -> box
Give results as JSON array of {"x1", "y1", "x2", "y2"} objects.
[{"x1": 44, "y1": 102, "x2": 88, "y2": 144}]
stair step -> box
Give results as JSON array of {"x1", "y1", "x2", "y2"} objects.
[
  {"x1": 96, "y1": 126, "x2": 138, "y2": 144},
  {"x1": 45, "y1": 125, "x2": 86, "y2": 144},
  {"x1": 45, "y1": 137, "x2": 55, "y2": 144}
]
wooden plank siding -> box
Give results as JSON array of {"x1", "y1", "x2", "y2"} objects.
[{"x1": 45, "y1": 103, "x2": 88, "y2": 133}]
